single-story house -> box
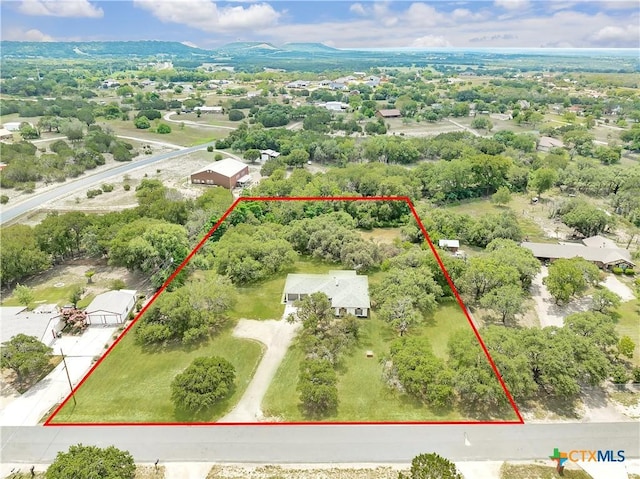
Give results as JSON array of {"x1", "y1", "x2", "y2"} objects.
[
  {"x1": 438, "y1": 239, "x2": 460, "y2": 252},
  {"x1": 85, "y1": 289, "x2": 137, "y2": 325},
  {"x1": 537, "y1": 136, "x2": 565, "y2": 152},
  {"x1": 194, "y1": 106, "x2": 223, "y2": 114},
  {"x1": 581, "y1": 235, "x2": 618, "y2": 249},
  {"x1": 190, "y1": 158, "x2": 250, "y2": 189},
  {"x1": 376, "y1": 109, "x2": 402, "y2": 119},
  {"x1": 0, "y1": 305, "x2": 65, "y2": 345},
  {"x1": 521, "y1": 241, "x2": 635, "y2": 270},
  {"x1": 324, "y1": 101, "x2": 348, "y2": 112},
  {"x1": 260, "y1": 149, "x2": 280, "y2": 162},
  {"x1": 283, "y1": 270, "x2": 370, "y2": 318},
  {"x1": 3, "y1": 122, "x2": 23, "y2": 132}
]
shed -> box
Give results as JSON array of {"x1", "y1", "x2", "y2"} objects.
[
  {"x1": 376, "y1": 109, "x2": 402, "y2": 119},
  {"x1": 190, "y1": 158, "x2": 249, "y2": 189},
  {"x1": 438, "y1": 239, "x2": 460, "y2": 252},
  {"x1": 85, "y1": 289, "x2": 137, "y2": 325}
]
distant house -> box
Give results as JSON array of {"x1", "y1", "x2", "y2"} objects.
[
  {"x1": 247, "y1": 90, "x2": 262, "y2": 98},
  {"x1": 286, "y1": 80, "x2": 309, "y2": 88},
  {"x1": 190, "y1": 158, "x2": 250, "y2": 189},
  {"x1": 260, "y1": 149, "x2": 280, "y2": 162},
  {"x1": 438, "y1": 239, "x2": 460, "y2": 252},
  {"x1": 324, "y1": 101, "x2": 348, "y2": 112},
  {"x1": 521, "y1": 240, "x2": 635, "y2": 270},
  {"x1": 283, "y1": 270, "x2": 370, "y2": 318},
  {"x1": 3, "y1": 122, "x2": 23, "y2": 132},
  {"x1": 537, "y1": 136, "x2": 565, "y2": 153},
  {"x1": 194, "y1": 106, "x2": 223, "y2": 114},
  {"x1": 85, "y1": 290, "x2": 137, "y2": 325},
  {"x1": 376, "y1": 109, "x2": 402, "y2": 119}
]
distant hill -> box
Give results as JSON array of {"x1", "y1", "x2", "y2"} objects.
[
  {"x1": 282, "y1": 43, "x2": 340, "y2": 52},
  {"x1": 1, "y1": 40, "x2": 213, "y2": 58},
  {"x1": 217, "y1": 42, "x2": 280, "y2": 52}
]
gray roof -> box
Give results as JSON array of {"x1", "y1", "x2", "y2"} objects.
[
  {"x1": 521, "y1": 242, "x2": 635, "y2": 266},
  {"x1": 581, "y1": 235, "x2": 618, "y2": 249},
  {"x1": 86, "y1": 290, "x2": 136, "y2": 317},
  {"x1": 193, "y1": 158, "x2": 247, "y2": 177},
  {"x1": 283, "y1": 270, "x2": 370, "y2": 309},
  {"x1": 0, "y1": 306, "x2": 60, "y2": 343}
]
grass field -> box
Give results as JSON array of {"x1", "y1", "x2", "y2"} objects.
[
  {"x1": 615, "y1": 299, "x2": 640, "y2": 368},
  {"x1": 439, "y1": 194, "x2": 549, "y2": 243},
  {"x1": 261, "y1": 300, "x2": 510, "y2": 422},
  {"x1": 98, "y1": 119, "x2": 222, "y2": 147},
  {"x1": 49, "y1": 323, "x2": 263, "y2": 423},
  {"x1": 1, "y1": 283, "x2": 92, "y2": 309}
]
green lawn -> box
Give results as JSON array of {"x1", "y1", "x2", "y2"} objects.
[
  {"x1": 98, "y1": 119, "x2": 222, "y2": 147},
  {"x1": 262, "y1": 301, "x2": 509, "y2": 422},
  {"x1": 50, "y1": 323, "x2": 263, "y2": 423},
  {"x1": 442, "y1": 196, "x2": 548, "y2": 242},
  {"x1": 228, "y1": 257, "x2": 340, "y2": 321},
  {"x1": 615, "y1": 299, "x2": 640, "y2": 367},
  {"x1": 1, "y1": 282, "x2": 89, "y2": 309}
]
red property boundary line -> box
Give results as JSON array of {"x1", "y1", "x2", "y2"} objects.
[{"x1": 45, "y1": 196, "x2": 524, "y2": 426}]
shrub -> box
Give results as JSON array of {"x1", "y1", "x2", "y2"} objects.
[
  {"x1": 611, "y1": 364, "x2": 629, "y2": 384},
  {"x1": 228, "y1": 109, "x2": 245, "y2": 121},
  {"x1": 632, "y1": 367, "x2": 640, "y2": 383},
  {"x1": 86, "y1": 189, "x2": 103, "y2": 198},
  {"x1": 612, "y1": 267, "x2": 624, "y2": 275},
  {"x1": 123, "y1": 183, "x2": 131, "y2": 191},
  {"x1": 214, "y1": 153, "x2": 223, "y2": 161},
  {"x1": 110, "y1": 279, "x2": 126, "y2": 290},
  {"x1": 0, "y1": 195, "x2": 8, "y2": 204},
  {"x1": 624, "y1": 269, "x2": 635, "y2": 275},
  {"x1": 156, "y1": 123, "x2": 171, "y2": 134},
  {"x1": 101, "y1": 183, "x2": 114, "y2": 193},
  {"x1": 207, "y1": 145, "x2": 214, "y2": 152}
]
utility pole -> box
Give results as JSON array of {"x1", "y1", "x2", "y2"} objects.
[{"x1": 60, "y1": 349, "x2": 77, "y2": 406}]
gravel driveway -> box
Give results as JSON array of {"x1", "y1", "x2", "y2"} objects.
[{"x1": 219, "y1": 305, "x2": 300, "y2": 423}]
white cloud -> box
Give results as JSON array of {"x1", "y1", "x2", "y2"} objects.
[
  {"x1": 349, "y1": 3, "x2": 366, "y2": 16},
  {"x1": 133, "y1": 0, "x2": 280, "y2": 31},
  {"x1": 18, "y1": 0, "x2": 103, "y2": 18},
  {"x1": 592, "y1": 24, "x2": 640, "y2": 45},
  {"x1": 410, "y1": 35, "x2": 452, "y2": 47},
  {"x1": 451, "y1": 8, "x2": 486, "y2": 21},
  {"x1": 494, "y1": 0, "x2": 530, "y2": 10},
  {"x1": 3, "y1": 27, "x2": 54, "y2": 41}
]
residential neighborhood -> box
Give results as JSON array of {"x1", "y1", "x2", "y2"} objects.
[{"x1": 1, "y1": 5, "x2": 639, "y2": 477}]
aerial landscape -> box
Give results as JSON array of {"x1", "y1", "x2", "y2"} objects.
[{"x1": 0, "y1": 0, "x2": 639, "y2": 478}]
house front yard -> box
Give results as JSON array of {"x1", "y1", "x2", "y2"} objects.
[
  {"x1": 261, "y1": 302, "x2": 516, "y2": 422},
  {"x1": 49, "y1": 322, "x2": 263, "y2": 423}
]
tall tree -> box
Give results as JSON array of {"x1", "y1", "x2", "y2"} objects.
[{"x1": 46, "y1": 444, "x2": 135, "y2": 479}]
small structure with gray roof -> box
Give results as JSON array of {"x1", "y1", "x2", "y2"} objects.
[
  {"x1": 283, "y1": 270, "x2": 370, "y2": 317},
  {"x1": 85, "y1": 289, "x2": 137, "y2": 325}
]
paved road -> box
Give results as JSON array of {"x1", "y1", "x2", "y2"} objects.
[
  {"x1": 1, "y1": 423, "x2": 638, "y2": 464},
  {"x1": 0, "y1": 141, "x2": 215, "y2": 225}
]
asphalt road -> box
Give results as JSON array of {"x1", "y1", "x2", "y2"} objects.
[
  {"x1": 1, "y1": 423, "x2": 638, "y2": 464},
  {"x1": 0, "y1": 141, "x2": 215, "y2": 225}
]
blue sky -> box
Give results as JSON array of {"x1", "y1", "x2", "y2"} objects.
[{"x1": 1, "y1": 0, "x2": 638, "y2": 48}]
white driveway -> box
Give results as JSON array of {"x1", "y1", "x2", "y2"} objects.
[
  {"x1": 218, "y1": 305, "x2": 300, "y2": 423},
  {"x1": 0, "y1": 325, "x2": 118, "y2": 426},
  {"x1": 530, "y1": 267, "x2": 591, "y2": 328},
  {"x1": 601, "y1": 275, "x2": 636, "y2": 302}
]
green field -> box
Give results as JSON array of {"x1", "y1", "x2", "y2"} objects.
[
  {"x1": 615, "y1": 299, "x2": 640, "y2": 368},
  {"x1": 262, "y1": 301, "x2": 513, "y2": 422},
  {"x1": 50, "y1": 324, "x2": 263, "y2": 423},
  {"x1": 1, "y1": 283, "x2": 93, "y2": 309}
]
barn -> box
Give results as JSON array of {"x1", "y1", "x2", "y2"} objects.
[{"x1": 190, "y1": 158, "x2": 250, "y2": 189}]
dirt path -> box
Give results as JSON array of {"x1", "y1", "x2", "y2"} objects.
[{"x1": 219, "y1": 306, "x2": 300, "y2": 423}]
